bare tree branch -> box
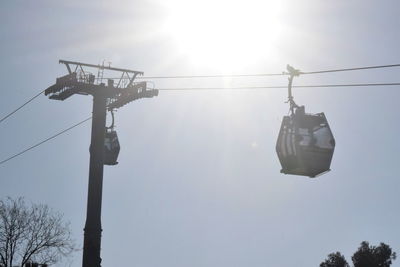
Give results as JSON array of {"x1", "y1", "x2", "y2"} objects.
[{"x1": 0, "y1": 197, "x2": 75, "y2": 267}]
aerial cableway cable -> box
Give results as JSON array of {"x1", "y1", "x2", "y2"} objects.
[
  {"x1": 0, "y1": 90, "x2": 45, "y2": 124},
  {"x1": 300, "y1": 63, "x2": 400, "y2": 75},
  {"x1": 156, "y1": 82, "x2": 400, "y2": 91},
  {"x1": 98, "y1": 63, "x2": 400, "y2": 80},
  {"x1": 2, "y1": 63, "x2": 400, "y2": 125},
  {"x1": 140, "y1": 72, "x2": 285, "y2": 79},
  {"x1": 1, "y1": 81, "x2": 400, "y2": 166},
  {"x1": 137, "y1": 63, "x2": 400, "y2": 79},
  {"x1": 0, "y1": 117, "x2": 92, "y2": 166}
]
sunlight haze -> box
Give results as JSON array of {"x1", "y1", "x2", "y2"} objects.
[{"x1": 1, "y1": 0, "x2": 400, "y2": 267}]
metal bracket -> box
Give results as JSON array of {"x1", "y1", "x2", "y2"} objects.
[{"x1": 285, "y1": 65, "x2": 301, "y2": 115}]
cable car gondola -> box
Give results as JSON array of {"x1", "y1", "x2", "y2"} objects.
[
  {"x1": 276, "y1": 65, "x2": 335, "y2": 178},
  {"x1": 104, "y1": 128, "x2": 120, "y2": 165},
  {"x1": 276, "y1": 106, "x2": 335, "y2": 177},
  {"x1": 103, "y1": 110, "x2": 120, "y2": 165}
]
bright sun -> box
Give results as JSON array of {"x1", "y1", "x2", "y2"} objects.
[{"x1": 163, "y1": 0, "x2": 283, "y2": 71}]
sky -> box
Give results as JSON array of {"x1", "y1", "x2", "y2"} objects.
[{"x1": 1, "y1": 0, "x2": 400, "y2": 266}]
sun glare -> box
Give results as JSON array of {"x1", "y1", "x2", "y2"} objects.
[{"x1": 163, "y1": 0, "x2": 283, "y2": 71}]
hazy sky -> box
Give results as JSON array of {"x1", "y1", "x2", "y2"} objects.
[{"x1": 1, "y1": 1, "x2": 400, "y2": 266}]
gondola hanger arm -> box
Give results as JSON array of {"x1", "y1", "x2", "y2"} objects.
[
  {"x1": 284, "y1": 65, "x2": 301, "y2": 114},
  {"x1": 106, "y1": 110, "x2": 115, "y2": 129}
]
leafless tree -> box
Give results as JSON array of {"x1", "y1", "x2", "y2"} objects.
[{"x1": 0, "y1": 197, "x2": 75, "y2": 267}]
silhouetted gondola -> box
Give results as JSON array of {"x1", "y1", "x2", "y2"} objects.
[
  {"x1": 104, "y1": 128, "x2": 120, "y2": 165},
  {"x1": 276, "y1": 106, "x2": 335, "y2": 177},
  {"x1": 276, "y1": 65, "x2": 335, "y2": 178},
  {"x1": 103, "y1": 110, "x2": 120, "y2": 165}
]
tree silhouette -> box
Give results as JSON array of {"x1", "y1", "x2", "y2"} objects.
[
  {"x1": 0, "y1": 197, "x2": 75, "y2": 267},
  {"x1": 352, "y1": 241, "x2": 396, "y2": 267},
  {"x1": 320, "y1": 252, "x2": 349, "y2": 267},
  {"x1": 321, "y1": 241, "x2": 396, "y2": 267}
]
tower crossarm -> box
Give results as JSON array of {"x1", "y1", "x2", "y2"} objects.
[
  {"x1": 107, "y1": 82, "x2": 159, "y2": 110},
  {"x1": 59, "y1": 60, "x2": 143, "y2": 76},
  {"x1": 45, "y1": 60, "x2": 154, "y2": 102}
]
